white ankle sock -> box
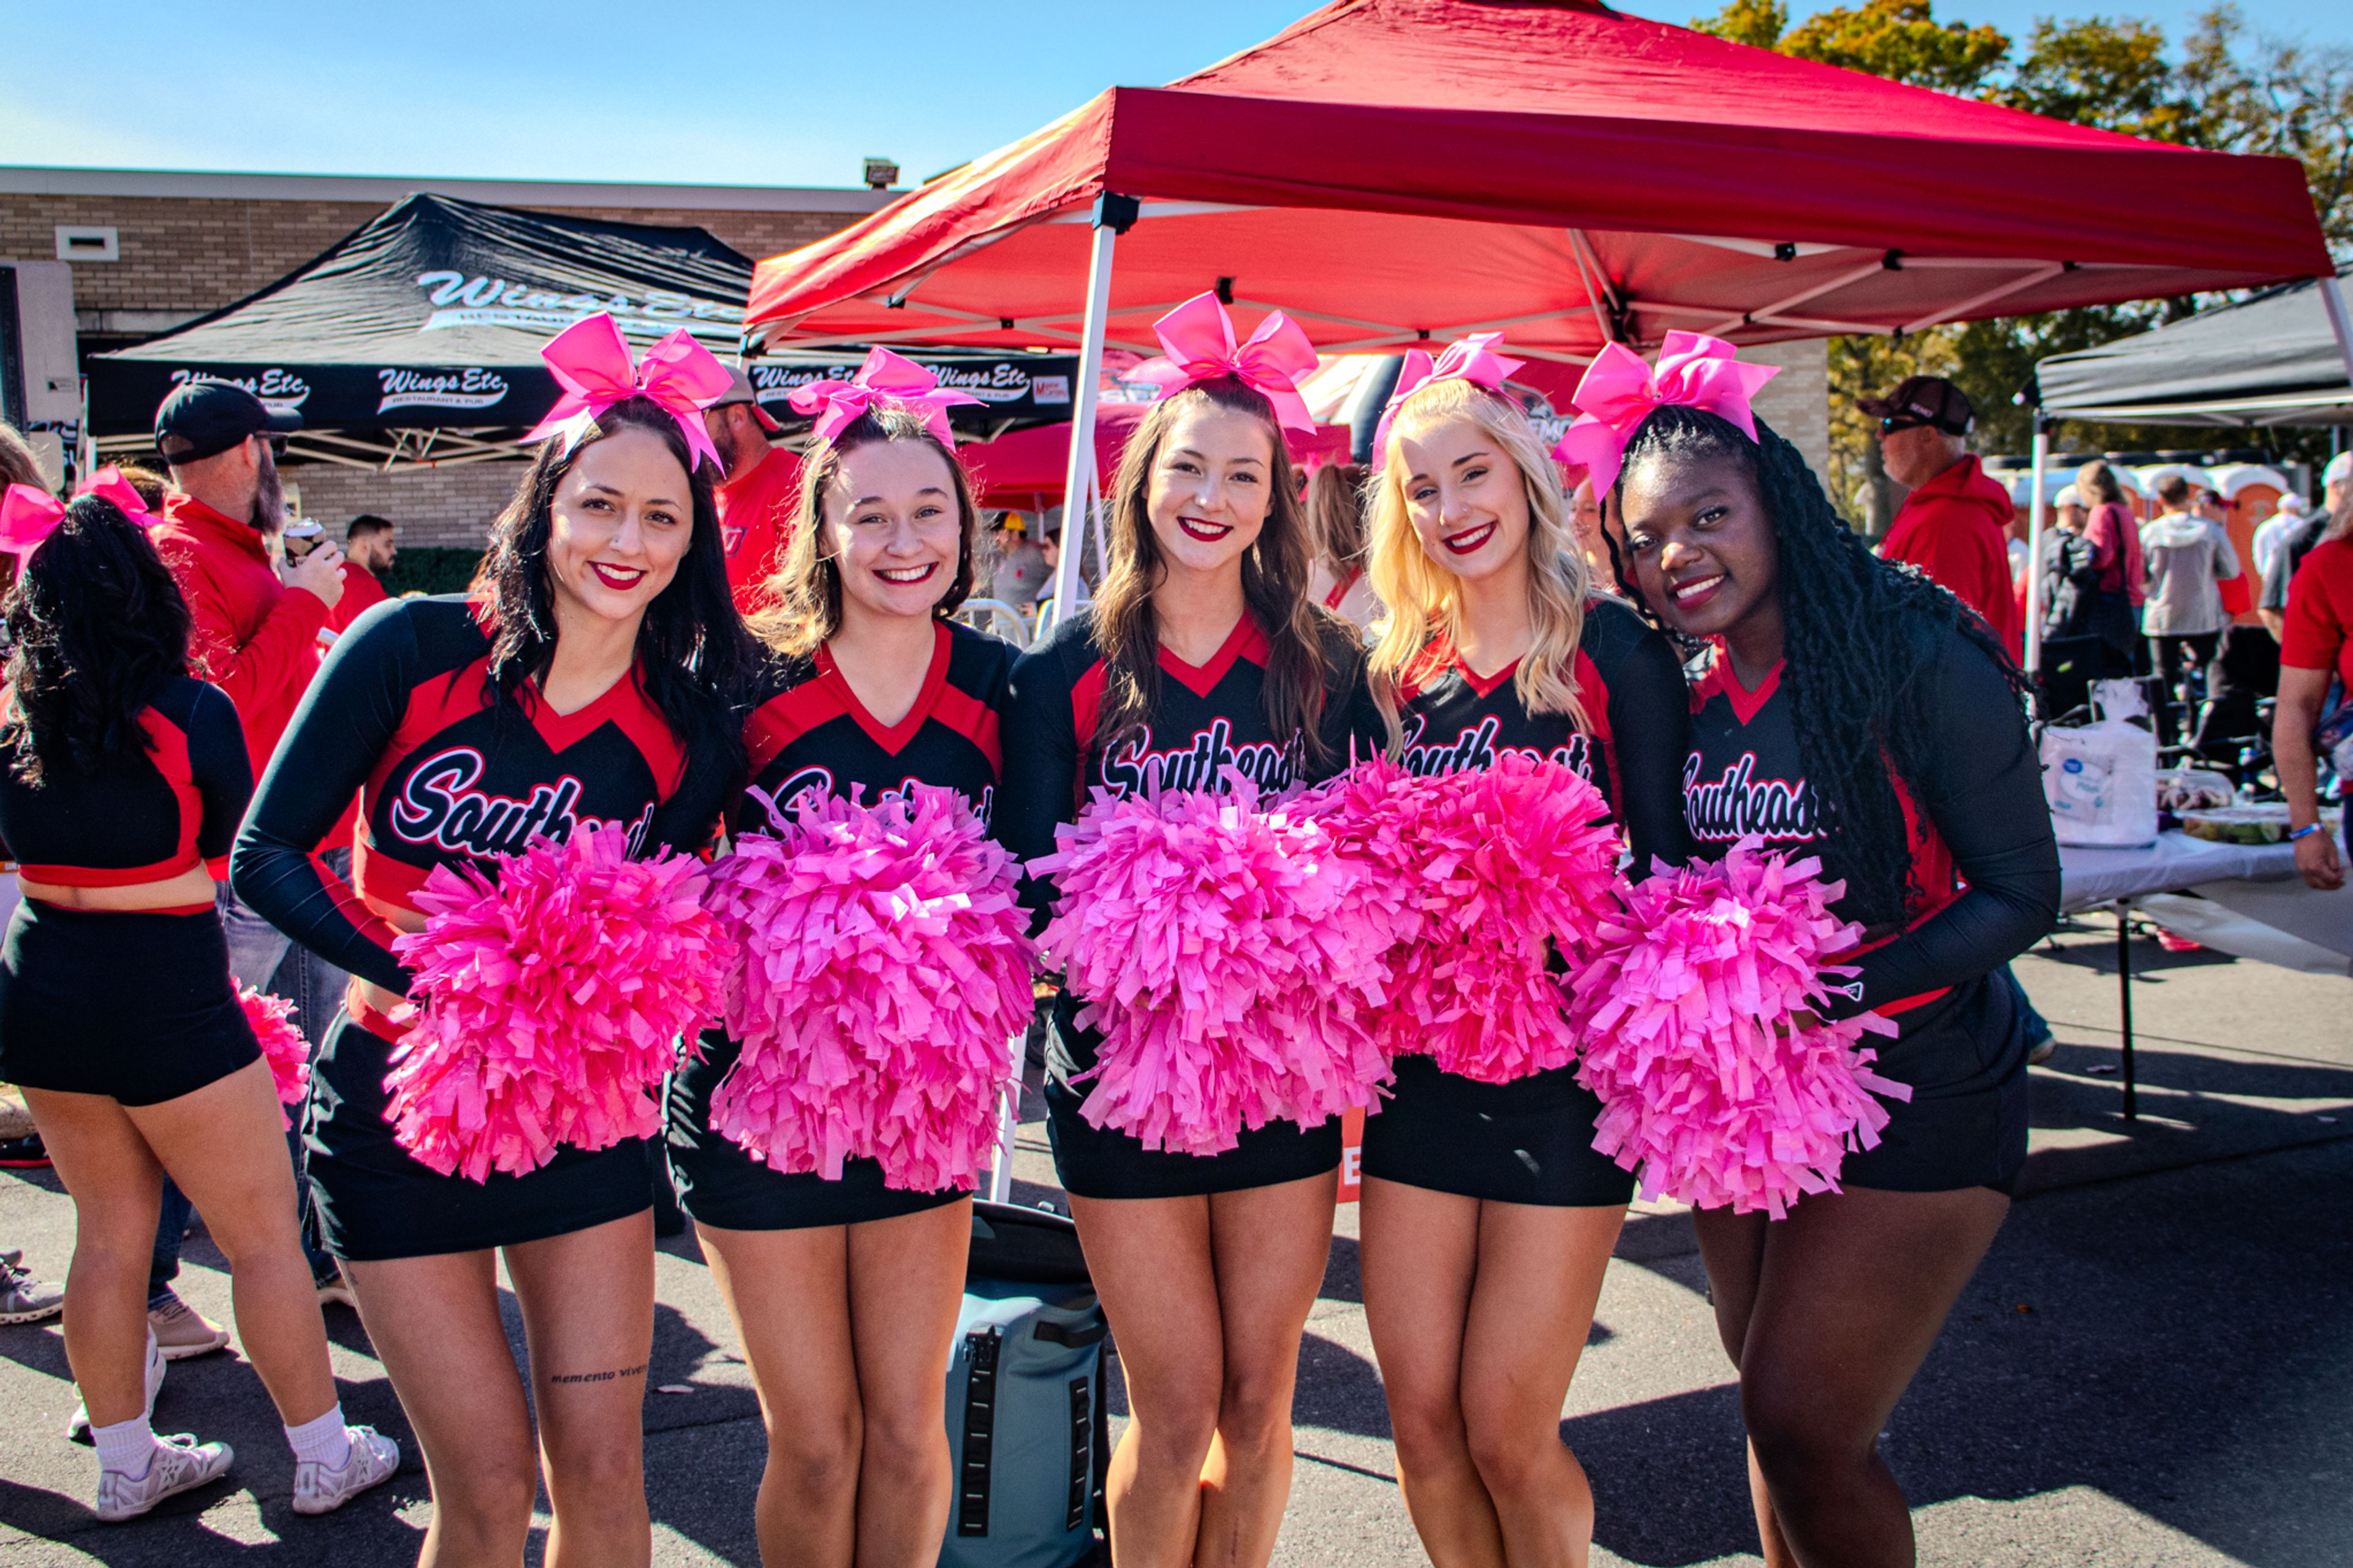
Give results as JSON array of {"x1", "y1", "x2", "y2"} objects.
[
  {"x1": 93, "y1": 1414, "x2": 161, "y2": 1479},
  {"x1": 284, "y1": 1406, "x2": 352, "y2": 1471}
]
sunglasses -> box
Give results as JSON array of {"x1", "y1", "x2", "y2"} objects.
[{"x1": 1877, "y1": 415, "x2": 1931, "y2": 434}]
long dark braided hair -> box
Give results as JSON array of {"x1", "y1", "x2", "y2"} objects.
[
  {"x1": 1602, "y1": 406, "x2": 2026, "y2": 928},
  {"x1": 3, "y1": 494, "x2": 192, "y2": 786}
]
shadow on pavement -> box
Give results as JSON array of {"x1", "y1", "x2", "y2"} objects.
[{"x1": 1583, "y1": 1139, "x2": 2353, "y2": 1568}]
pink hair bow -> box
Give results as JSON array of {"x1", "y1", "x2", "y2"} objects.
[
  {"x1": 0, "y1": 468, "x2": 161, "y2": 562},
  {"x1": 1126, "y1": 292, "x2": 1319, "y2": 434},
  {"x1": 1373, "y1": 332, "x2": 1526, "y2": 460},
  {"x1": 1553, "y1": 331, "x2": 1780, "y2": 494},
  {"x1": 78, "y1": 467, "x2": 159, "y2": 526},
  {"x1": 784, "y1": 347, "x2": 983, "y2": 447},
  {"x1": 523, "y1": 312, "x2": 733, "y2": 473}
]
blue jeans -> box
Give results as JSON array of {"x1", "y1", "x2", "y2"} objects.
[
  {"x1": 150, "y1": 855, "x2": 349, "y2": 1298},
  {"x1": 1999, "y1": 963, "x2": 2052, "y2": 1047}
]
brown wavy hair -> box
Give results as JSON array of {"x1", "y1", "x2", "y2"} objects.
[
  {"x1": 749, "y1": 407, "x2": 980, "y2": 659},
  {"x1": 1092, "y1": 379, "x2": 1342, "y2": 767}
]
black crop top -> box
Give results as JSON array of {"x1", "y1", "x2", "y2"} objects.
[
  {"x1": 0, "y1": 676, "x2": 250, "y2": 887},
  {"x1": 997, "y1": 607, "x2": 1376, "y2": 925},
  {"x1": 1682, "y1": 627, "x2": 2059, "y2": 1026},
  {"x1": 738, "y1": 619, "x2": 1016, "y2": 829},
  {"x1": 230, "y1": 595, "x2": 731, "y2": 997},
  {"x1": 1393, "y1": 596, "x2": 1693, "y2": 873}
]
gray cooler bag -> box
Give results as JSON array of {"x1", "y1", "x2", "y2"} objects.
[{"x1": 940, "y1": 1202, "x2": 1108, "y2": 1568}]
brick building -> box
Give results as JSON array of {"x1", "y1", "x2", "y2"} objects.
[{"x1": 1, "y1": 166, "x2": 892, "y2": 548}]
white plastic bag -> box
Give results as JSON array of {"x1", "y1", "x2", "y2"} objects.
[{"x1": 2041, "y1": 686, "x2": 2159, "y2": 848}]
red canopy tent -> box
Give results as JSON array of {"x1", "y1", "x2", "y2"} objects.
[{"x1": 744, "y1": 0, "x2": 2339, "y2": 623}]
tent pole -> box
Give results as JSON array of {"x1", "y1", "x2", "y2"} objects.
[
  {"x1": 2322, "y1": 273, "x2": 2353, "y2": 408},
  {"x1": 2025, "y1": 412, "x2": 2049, "y2": 680},
  {"x1": 1044, "y1": 194, "x2": 1139, "y2": 634}
]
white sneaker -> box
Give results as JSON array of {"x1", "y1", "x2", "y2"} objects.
[
  {"x1": 67, "y1": 1330, "x2": 165, "y2": 1444},
  {"x1": 94, "y1": 1432, "x2": 233, "y2": 1523},
  {"x1": 292, "y1": 1425, "x2": 400, "y2": 1515}
]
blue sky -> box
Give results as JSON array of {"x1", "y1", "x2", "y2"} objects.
[{"x1": 3, "y1": 0, "x2": 2343, "y2": 190}]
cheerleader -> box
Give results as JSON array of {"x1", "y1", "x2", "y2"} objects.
[
  {"x1": 998, "y1": 295, "x2": 1372, "y2": 1568},
  {"x1": 0, "y1": 479, "x2": 395, "y2": 1521},
  {"x1": 664, "y1": 352, "x2": 1010, "y2": 1567},
  {"x1": 1356, "y1": 338, "x2": 1690, "y2": 1566},
  {"x1": 1585, "y1": 333, "x2": 2059, "y2": 1568},
  {"x1": 230, "y1": 316, "x2": 754, "y2": 1564},
  {"x1": 1305, "y1": 462, "x2": 1381, "y2": 632}
]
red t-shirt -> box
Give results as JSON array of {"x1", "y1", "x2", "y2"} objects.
[
  {"x1": 151, "y1": 493, "x2": 328, "y2": 778},
  {"x1": 1879, "y1": 454, "x2": 2020, "y2": 656},
  {"x1": 2279, "y1": 536, "x2": 2353, "y2": 689},
  {"x1": 327, "y1": 560, "x2": 390, "y2": 634},
  {"x1": 717, "y1": 445, "x2": 803, "y2": 615}
]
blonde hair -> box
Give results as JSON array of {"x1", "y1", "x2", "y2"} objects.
[
  {"x1": 1365, "y1": 378, "x2": 1589, "y2": 752},
  {"x1": 749, "y1": 407, "x2": 980, "y2": 659}
]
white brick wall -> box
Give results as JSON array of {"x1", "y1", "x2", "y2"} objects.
[{"x1": 1745, "y1": 338, "x2": 1832, "y2": 489}]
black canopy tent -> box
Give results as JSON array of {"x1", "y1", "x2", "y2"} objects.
[
  {"x1": 2020, "y1": 273, "x2": 2353, "y2": 678},
  {"x1": 88, "y1": 194, "x2": 1077, "y2": 470},
  {"x1": 2033, "y1": 276, "x2": 2353, "y2": 429}
]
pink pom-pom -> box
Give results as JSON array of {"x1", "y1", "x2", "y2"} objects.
[
  {"x1": 1314, "y1": 752, "x2": 1624, "y2": 1083},
  {"x1": 1033, "y1": 773, "x2": 1392, "y2": 1157},
  {"x1": 238, "y1": 986, "x2": 309, "y2": 1129},
  {"x1": 1567, "y1": 838, "x2": 1912, "y2": 1218},
  {"x1": 385, "y1": 825, "x2": 734, "y2": 1184},
  {"x1": 703, "y1": 784, "x2": 1034, "y2": 1192}
]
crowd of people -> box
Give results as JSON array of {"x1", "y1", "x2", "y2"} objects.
[
  {"x1": 2029, "y1": 437, "x2": 2349, "y2": 892},
  {"x1": 0, "y1": 290, "x2": 2340, "y2": 1568}
]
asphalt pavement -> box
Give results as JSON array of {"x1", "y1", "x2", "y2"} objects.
[{"x1": 2, "y1": 910, "x2": 2349, "y2": 1566}]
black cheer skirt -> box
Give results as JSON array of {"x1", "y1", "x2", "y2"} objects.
[
  {"x1": 664, "y1": 1030, "x2": 965, "y2": 1230},
  {"x1": 1043, "y1": 1000, "x2": 1341, "y2": 1202},
  {"x1": 0, "y1": 900, "x2": 258, "y2": 1105},
  {"x1": 305, "y1": 1007, "x2": 655, "y2": 1262},
  {"x1": 1360, "y1": 1054, "x2": 1635, "y2": 1208},
  {"x1": 1837, "y1": 974, "x2": 2031, "y2": 1197}
]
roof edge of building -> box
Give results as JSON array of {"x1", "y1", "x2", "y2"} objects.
[{"x1": 0, "y1": 165, "x2": 901, "y2": 213}]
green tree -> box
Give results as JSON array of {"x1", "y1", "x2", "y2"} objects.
[
  {"x1": 1998, "y1": 16, "x2": 2179, "y2": 137},
  {"x1": 1691, "y1": 0, "x2": 1789, "y2": 48},
  {"x1": 1778, "y1": 0, "x2": 2010, "y2": 95}
]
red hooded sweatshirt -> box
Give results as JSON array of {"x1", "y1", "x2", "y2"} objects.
[
  {"x1": 151, "y1": 493, "x2": 328, "y2": 778},
  {"x1": 1879, "y1": 453, "x2": 2020, "y2": 656}
]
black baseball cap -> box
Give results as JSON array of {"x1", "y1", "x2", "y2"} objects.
[
  {"x1": 154, "y1": 379, "x2": 302, "y2": 465},
  {"x1": 1857, "y1": 376, "x2": 1972, "y2": 436}
]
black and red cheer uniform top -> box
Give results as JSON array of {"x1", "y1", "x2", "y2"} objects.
[
  {"x1": 1681, "y1": 626, "x2": 2058, "y2": 1029},
  {"x1": 0, "y1": 676, "x2": 250, "y2": 902},
  {"x1": 230, "y1": 596, "x2": 732, "y2": 1000},
  {"x1": 1393, "y1": 596, "x2": 1692, "y2": 873},
  {"x1": 737, "y1": 618, "x2": 1016, "y2": 825},
  {"x1": 998, "y1": 607, "x2": 1375, "y2": 923}
]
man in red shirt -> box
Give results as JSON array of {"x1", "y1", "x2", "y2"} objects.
[
  {"x1": 1862, "y1": 376, "x2": 2021, "y2": 656},
  {"x1": 325, "y1": 513, "x2": 395, "y2": 636},
  {"x1": 2275, "y1": 525, "x2": 2352, "y2": 891},
  {"x1": 152, "y1": 383, "x2": 346, "y2": 775},
  {"x1": 705, "y1": 365, "x2": 802, "y2": 615},
  {"x1": 151, "y1": 380, "x2": 352, "y2": 1317}
]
